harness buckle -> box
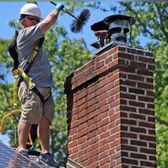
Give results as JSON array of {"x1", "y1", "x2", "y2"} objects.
[{"x1": 29, "y1": 83, "x2": 36, "y2": 90}]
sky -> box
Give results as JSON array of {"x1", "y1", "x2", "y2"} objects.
[
  {"x1": 0, "y1": 1, "x2": 115, "y2": 52},
  {"x1": 0, "y1": 1, "x2": 166, "y2": 51}
]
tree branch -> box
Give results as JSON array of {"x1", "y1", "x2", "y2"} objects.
[
  {"x1": 155, "y1": 4, "x2": 168, "y2": 43},
  {"x1": 156, "y1": 116, "x2": 168, "y2": 126}
]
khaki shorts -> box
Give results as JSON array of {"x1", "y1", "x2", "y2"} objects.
[{"x1": 18, "y1": 82, "x2": 55, "y2": 124}]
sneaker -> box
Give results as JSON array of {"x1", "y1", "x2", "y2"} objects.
[
  {"x1": 38, "y1": 153, "x2": 59, "y2": 168},
  {"x1": 18, "y1": 149, "x2": 30, "y2": 159}
]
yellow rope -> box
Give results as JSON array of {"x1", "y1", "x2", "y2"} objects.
[
  {"x1": 12, "y1": 69, "x2": 18, "y2": 108},
  {"x1": 27, "y1": 133, "x2": 33, "y2": 145},
  {"x1": 0, "y1": 109, "x2": 21, "y2": 132},
  {"x1": 0, "y1": 108, "x2": 33, "y2": 147},
  {"x1": 0, "y1": 68, "x2": 35, "y2": 146}
]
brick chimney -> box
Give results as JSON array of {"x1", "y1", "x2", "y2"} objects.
[{"x1": 65, "y1": 44, "x2": 156, "y2": 168}]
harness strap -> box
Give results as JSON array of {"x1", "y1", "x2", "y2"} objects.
[
  {"x1": 16, "y1": 38, "x2": 47, "y2": 102},
  {"x1": 14, "y1": 68, "x2": 51, "y2": 102}
]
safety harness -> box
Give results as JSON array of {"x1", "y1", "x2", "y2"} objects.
[{"x1": 12, "y1": 36, "x2": 49, "y2": 105}]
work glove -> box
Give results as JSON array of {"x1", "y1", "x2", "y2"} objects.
[{"x1": 55, "y1": 3, "x2": 65, "y2": 11}]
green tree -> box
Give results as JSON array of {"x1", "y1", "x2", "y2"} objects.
[
  {"x1": 115, "y1": 2, "x2": 168, "y2": 167},
  {"x1": 0, "y1": 37, "x2": 17, "y2": 130},
  {"x1": 154, "y1": 41, "x2": 168, "y2": 168}
]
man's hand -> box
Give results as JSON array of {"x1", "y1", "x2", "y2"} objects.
[
  {"x1": 41, "y1": 3, "x2": 65, "y2": 33},
  {"x1": 55, "y1": 3, "x2": 64, "y2": 11}
]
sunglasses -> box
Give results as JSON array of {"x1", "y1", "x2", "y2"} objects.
[{"x1": 27, "y1": 17, "x2": 40, "y2": 23}]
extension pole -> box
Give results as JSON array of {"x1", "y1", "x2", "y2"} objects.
[{"x1": 50, "y1": 1, "x2": 78, "y2": 20}]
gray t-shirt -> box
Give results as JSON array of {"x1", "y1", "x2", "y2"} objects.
[{"x1": 17, "y1": 23, "x2": 54, "y2": 88}]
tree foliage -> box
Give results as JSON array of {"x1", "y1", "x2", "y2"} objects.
[
  {"x1": 154, "y1": 41, "x2": 168, "y2": 168},
  {"x1": 117, "y1": 2, "x2": 168, "y2": 167}
]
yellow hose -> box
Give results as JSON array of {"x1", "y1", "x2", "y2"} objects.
[{"x1": 0, "y1": 109, "x2": 21, "y2": 132}]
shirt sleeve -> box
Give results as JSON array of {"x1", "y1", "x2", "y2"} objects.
[{"x1": 17, "y1": 23, "x2": 43, "y2": 50}]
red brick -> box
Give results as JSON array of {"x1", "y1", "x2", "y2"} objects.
[
  {"x1": 68, "y1": 140, "x2": 78, "y2": 149},
  {"x1": 130, "y1": 127, "x2": 146, "y2": 134},
  {"x1": 149, "y1": 142, "x2": 156, "y2": 149},
  {"x1": 147, "y1": 103, "x2": 154, "y2": 109},
  {"x1": 99, "y1": 143, "x2": 110, "y2": 153},
  {"x1": 78, "y1": 136, "x2": 87, "y2": 144},
  {"x1": 118, "y1": 52, "x2": 135, "y2": 60},
  {"x1": 110, "y1": 126, "x2": 120, "y2": 134},
  {"x1": 87, "y1": 97, "x2": 98, "y2": 107},
  {"x1": 121, "y1": 132, "x2": 137, "y2": 139},
  {"x1": 139, "y1": 56, "x2": 155, "y2": 64},
  {"x1": 78, "y1": 122, "x2": 88, "y2": 132},
  {"x1": 105, "y1": 56, "x2": 112, "y2": 64},
  {"x1": 139, "y1": 121, "x2": 155, "y2": 129},
  {"x1": 78, "y1": 115, "x2": 88, "y2": 125},
  {"x1": 145, "y1": 51, "x2": 153, "y2": 57},
  {"x1": 79, "y1": 154, "x2": 88, "y2": 162},
  {"x1": 130, "y1": 61, "x2": 147, "y2": 69},
  {"x1": 118, "y1": 46, "x2": 126, "y2": 52},
  {"x1": 120, "y1": 105, "x2": 137, "y2": 112},
  {"x1": 77, "y1": 127, "x2": 88, "y2": 138},
  {"x1": 147, "y1": 65, "x2": 155, "y2": 71},
  {"x1": 140, "y1": 161, "x2": 157, "y2": 168},
  {"x1": 108, "y1": 59, "x2": 119, "y2": 69},
  {"x1": 121, "y1": 118, "x2": 137, "y2": 126},
  {"x1": 89, "y1": 162, "x2": 99, "y2": 168},
  {"x1": 139, "y1": 108, "x2": 154, "y2": 115},
  {"x1": 129, "y1": 101, "x2": 145, "y2": 107},
  {"x1": 98, "y1": 151, "x2": 109, "y2": 160},
  {"x1": 120, "y1": 79, "x2": 136, "y2": 87},
  {"x1": 122, "y1": 158, "x2": 138, "y2": 165},
  {"x1": 87, "y1": 130, "x2": 98, "y2": 139},
  {"x1": 80, "y1": 140, "x2": 88, "y2": 150},
  {"x1": 100, "y1": 163, "x2": 110, "y2": 168},
  {"x1": 140, "y1": 148, "x2": 156, "y2": 155},
  {"x1": 89, "y1": 123, "x2": 98, "y2": 132},
  {"x1": 86, "y1": 155, "x2": 98, "y2": 167},
  {"x1": 140, "y1": 135, "x2": 156, "y2": 141},
  {"x1": 131, "y1": 140, "x2": 147, "y2": 147},
  {"x1": 98, "y1": 98, "x2": 108, "y2": 108},
  {"x1": 129, "y1": 113, "x2": 146, "y2": 120},
  {"x1": 120, "y1": 93, "x2": 136, "y2": 100},
  {"x1": 138, "y1": 95, "x2": 154, "y2": 102},
  {"x1": 100, "y1": 156, "x2": 110, "y2": 166},
  {"x1": 97, "y1": 66, "x2": 108, "y2": 75},
  {"x1": 96, "y1": 59, "x2": 105, "y2": 69},
  {"x1": 137, "y1": 69, "x2": 153, "y2": 76},
  {"x1": 71, "y1": 120, "x2": 79, "y2": 129},
  {"x1": 130, "y1": 153, "x2": 147, "y2": 159},
  {"x1": 85, "y1": 66, "x2": 95, "y2": 76},
  {"x1": 77, "y1": 109, "x2": 87, "y2": 119},
  {"x1": 99, "y1": 117, "x2": 110, "y2": 127}
]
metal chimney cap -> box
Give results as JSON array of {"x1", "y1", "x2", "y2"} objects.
[
  {"x1": 103, "y1": 14, "x2": 135, "y2": 24},
  {"x1": 91, "y1": 21, "x2": 108, "y2": 31}
]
